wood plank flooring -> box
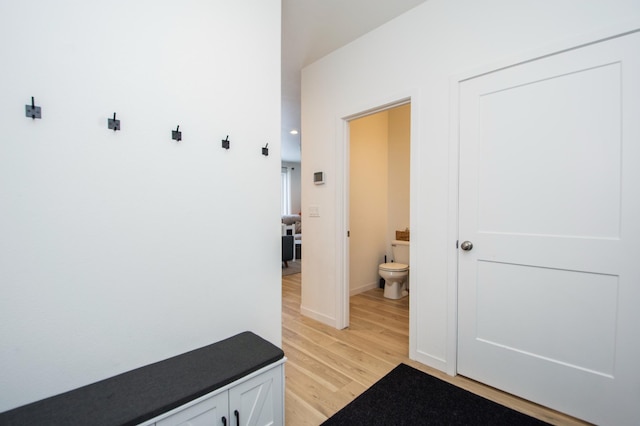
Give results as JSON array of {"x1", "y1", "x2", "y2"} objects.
[{"x1": 282, "y1": 272, "x2": 589, "y2": 426}]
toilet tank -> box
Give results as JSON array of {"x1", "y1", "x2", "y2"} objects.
[{"x1": 391, "y1": 240, "x2": 410, "y2": 264}]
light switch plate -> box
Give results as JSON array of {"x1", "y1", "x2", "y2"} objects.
[{"x1": 309, "y1": 205, "x2": 320, "y2": 217}]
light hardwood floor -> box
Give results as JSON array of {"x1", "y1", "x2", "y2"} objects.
[{"x1": 282, "y1": 272, "x2": 589, "y2": 426}]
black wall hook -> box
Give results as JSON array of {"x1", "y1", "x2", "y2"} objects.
[
  {"x1": 172, "y1": 125, "x2": 182, "y2": 142},
  {"x1": 108, "y1": 112, "x2": 120, "y2": 131},
  {"x1": 262, "y1": 143, "x2": 269, "y2": 156},
  {"x1": 25, "y1": 96, "x2": 42, "y2": 119},
  {"x1": 222, "y1": 135, "x2": 230, "y2": 150}
]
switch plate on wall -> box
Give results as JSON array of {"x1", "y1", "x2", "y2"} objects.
[{"x1": 309, "y1": 205, "x2": 320, "y2": 217}]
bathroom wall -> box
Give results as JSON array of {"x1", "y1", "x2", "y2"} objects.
[
  {"x1": 349, "y1": 112, "x2": 389, "y2": 294},
  {"x1": 0, "y1": 0, "x2": 281, "y2": 412},
  {"x1": 349, "y1": 105, "x2": 410, "y2": 294},
  {"x1": 387, "y1": 104, "x2": 411, "y2": 257}
]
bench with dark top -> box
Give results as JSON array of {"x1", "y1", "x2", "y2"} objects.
[{"x1": 0, "y1": 331, "x2": 284, "y2": 426}]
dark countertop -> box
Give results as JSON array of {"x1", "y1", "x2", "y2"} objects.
[{"x1": 0, "y1": 331, "x2": 284, "y2": 426}]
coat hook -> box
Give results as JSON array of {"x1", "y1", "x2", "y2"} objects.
[
  {"x1": 222, "y1": 135, "x2": 230, "y2": 150},
  {"x1": 108, "y1": 112, "x2": 120, "y2": 131},
  {"x1": 25, "y1": 96, "x2": 42, "y2": 119},
  {"x1": 172, "y1": 125, "x2": 182, "y2": 142},
  {"x1": 262, "y1": 143, "x2": 269, "y2": 156}
]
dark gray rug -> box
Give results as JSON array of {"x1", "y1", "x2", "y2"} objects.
[
  {"x1": 322, "y1": 363, "x2": 550, "y2": 426},
  {"x1": 282, "y1": 261, "x2": 301, "y2": 276}
]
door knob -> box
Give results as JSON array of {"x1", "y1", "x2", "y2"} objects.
[{"x1": 460, "y1": 241, "x2": 473, "y2": 251}]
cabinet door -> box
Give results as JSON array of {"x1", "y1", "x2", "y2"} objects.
[
  {"x1": 229, "y1": 366, "x2": 283, "y2": 426},
  {"x1": 157, "y1": 391, "x2": 229, "y2": 426}
]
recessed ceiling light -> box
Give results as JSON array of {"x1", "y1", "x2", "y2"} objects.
[{"x1": 290, "y1": 129, "x2": 299, "y2": 135}]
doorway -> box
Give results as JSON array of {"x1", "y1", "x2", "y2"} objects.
[{"x1": 344, "y1": 101, "x2": 411, "y2": 325}]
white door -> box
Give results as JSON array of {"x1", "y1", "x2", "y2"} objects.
[{"x1": 458, "y1": 31, "x2": 640, "y2": 425}]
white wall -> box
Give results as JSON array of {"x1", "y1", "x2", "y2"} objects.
[
  {"x1": 300, "y1": 0, "x2": 640, "y2": 371},
  {"x1": 349, "y1": 112, "x2": 389, "y2": 294},
  {"x1": 0, "y1": 0, "x2": 281, "y2": 412}
]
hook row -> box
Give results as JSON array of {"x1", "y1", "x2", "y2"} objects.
[{"x1": 23, "y1": 97, "x2": 270, "y2": 155}]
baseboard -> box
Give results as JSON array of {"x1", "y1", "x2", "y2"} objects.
[
  {"x1": 300, "y1": 305, "x2": 336, "y2": 328},
  {"x1": 350, "y1": 281, "x2": 379, "y2": 296},
  {"x1": 411, "y1": 350, "x2": 448, "y2": 374}
]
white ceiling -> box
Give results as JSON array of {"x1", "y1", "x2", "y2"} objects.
[{"x1": 280, "y1": 0, "x2": 427, "y2": 163}]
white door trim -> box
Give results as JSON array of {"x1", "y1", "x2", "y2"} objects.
[{"x1": 447, "y1": 20, "x2": 640, "y2": 377}]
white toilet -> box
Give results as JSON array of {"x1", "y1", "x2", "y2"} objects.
[{"x1": 378, "y1": 240, "x2": 410, "y2": 299}]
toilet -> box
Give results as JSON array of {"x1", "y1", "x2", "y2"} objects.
[{"x1": 378, "y1": 240, "x2": 410, "y2": 299}]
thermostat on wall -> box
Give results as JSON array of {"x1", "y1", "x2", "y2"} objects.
[{"x1": 314, "y1": 171, "x2": 325, "y2": 185}]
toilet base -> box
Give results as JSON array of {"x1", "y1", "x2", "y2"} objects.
[{"x1": 383, "y1": 281, "x2": 407, "y2": 299}]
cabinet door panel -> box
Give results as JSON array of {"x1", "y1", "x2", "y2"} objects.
[
  {"x1": 229, "y1": 366, "x2": 283, "y2": 426},
  {"x1": 157, "y1": 391, "x2": 228, "y2": 426}
]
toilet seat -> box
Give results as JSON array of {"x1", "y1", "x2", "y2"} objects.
[{"x1": 379, "y1": 262, "x2": 409, "y2": 272}]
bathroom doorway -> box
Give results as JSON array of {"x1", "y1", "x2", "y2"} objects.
[{"x1": 347, "y1": 102, "x2": 411, "y2": 323}]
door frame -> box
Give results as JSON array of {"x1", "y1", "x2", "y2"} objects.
[
  {"x1": 447, "y1": 21, "x2": 640, "y2": 377},
  {"x1": 335, "y1": 93, "x2": 415, "y2": 330}
]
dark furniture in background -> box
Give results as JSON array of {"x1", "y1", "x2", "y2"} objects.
[{"x1": 282, "y1": 235, "x2": 294, "y2": 268}]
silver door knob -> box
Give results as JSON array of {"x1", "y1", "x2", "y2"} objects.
[{"x1": 460, "y1": 241, "x2": 473, "y2": 251}]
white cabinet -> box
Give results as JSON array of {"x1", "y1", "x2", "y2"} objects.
[
  {"x1": 156, "y1": 392, "x2": 228, "y2": 426},
  {"x1": 228, "y1": 364, "x2": 282, "y2": 426},
  {"x1": 144, "y1": 360, "x2": 285, "y2": 426}
]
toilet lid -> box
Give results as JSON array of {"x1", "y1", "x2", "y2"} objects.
[{"x1": 379, "y1": 262, "x2": 409, "y2": 272}]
